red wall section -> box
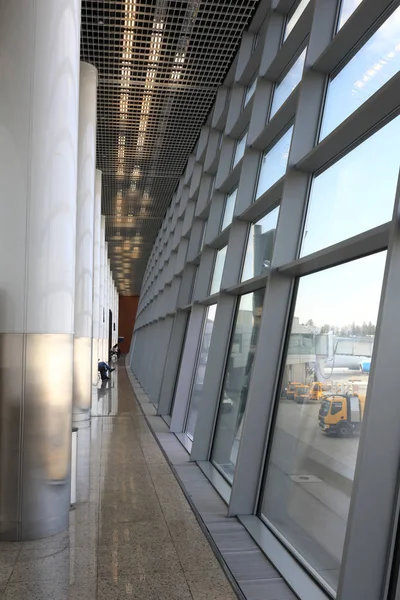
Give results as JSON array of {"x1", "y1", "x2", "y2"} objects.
[{"x1": 118, "y1": 296, "x2": 139, "y2": 354}]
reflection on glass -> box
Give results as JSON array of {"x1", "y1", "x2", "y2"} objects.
[
  {"x1": 302, "y1": 115, "x2": 400, "y2": 257},
  {"x1": 260, "y1": 252, "x2": 386, "y2": 593},
  {"x1": 256, "y1": 127, "x2": 293, "y2": 199},
  {"x1": 211, "y1": 290, "x2": 265, "y2": 482},
  {"x1": 199, "y1": 221, "x2": 207, "y2": 251},
  {"x1": 284, "y1": 0, "x2": 311, "y2": 41},
  {"x1": 320, "y1": 6, "x2": 400, "y2": 139},
  {"x1": 169, "y1": 313, "x2": 190, "y2": 417},
  {"x1": 233, "y1": 131, "x2": 247, "y2": 168},
  {"x1": 244, "y1": 77, "x2": 257, "y2": 106},
  {"x1": 242, "y1": 206, "x2": 280, "y2": 281},
  {"x1": 337, "y1": 0, "x2": 364, "y2": 30},
  {"x1": 185, "y1": 304, "x2": 217, "y2": 440},
  {"x1": 252, "y1": 32, "x2": 259, "y2": 54},
  {"x1": 210, "y1": 246, "x2": 227, "y2": 295},
  {"x1": 221, "y1": 189, "x2": 237, "y2": 231},
  {"x1": 270, "y1": 48, "x2": 306, "y2": 118}
]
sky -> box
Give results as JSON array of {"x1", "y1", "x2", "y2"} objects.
[
  {"x1": 294, "y1": 251, "x2": 387, "y2": 327},
  {"x1": 301, "y1": 114, "x2": 400, "y2": 257}
]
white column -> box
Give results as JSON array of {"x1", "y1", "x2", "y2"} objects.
[
  {"x1": 111, "y1": 280, "x2": 115, "y2": 345},
  {"x1": 107, "y1": 258, "x2": 112, "y2": 355},
  {"x1": 92, "y1": 170, "x2": 102, "y2": 384},
  {"x1": 0, "y1": 0, "x2": 81, "y2": 540},
  {"x1": 114, "y1": 285, "x2": 118, "y2": 345},
  {"x1": 115, "y1": 287, "x2": 119, "y2": 346},
  {"x1": 102, "y1": 243, "x2": 109, "y2": 360},
  {"x1": 99, "y1": 218, "x2": 105, "y2": 362},
  {"x1": 73, "y1": 62, "x2": 98, "y2": 424}
]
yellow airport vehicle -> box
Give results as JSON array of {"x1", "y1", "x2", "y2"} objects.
[
  {"x1": 286, "y1": 382, "x2": 302, "y2": 400},
  {"x1": 310, "y1": 382, "x2": 331, "y2": 402},
  {"x1": 318, "y1": 393, "x2": 365, "y2": 437},
  {"x1": 294, "y1": 385, "x2": 311, "y2": 404}
]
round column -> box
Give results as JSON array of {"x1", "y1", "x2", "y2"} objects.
[
  {"x1": 92, "y1": 170, "x2": 102, "y2": 385},
  {"x1": 103, "y1": 245, "x2": 109, "y2": 360},
  {"x1": 73, "y1": 62, "x2": 98, "y2": 425},
  {"x1": 0, "y1": 0, "x2": 81, "y2": 540},
  {"x1": 99, "y1": 218, "x2": 106, "y2": 362},
  {"x1": 115, "y1": 288, "x2": 119, "y2": 347}
]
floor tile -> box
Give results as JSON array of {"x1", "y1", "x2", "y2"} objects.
[
  {"x1": 9, "y1": 547, "x2": 97, "y2": 583},
  {"x1": 0, "y1": 367, "x2": 249, "y2": 600},
  {"x1": 97, "y1": 540, "x2": 182, "y2": 577},
  {"x1": 97, "y1": 519, "x2": 172, "y2": 547},
  {"x1": 98, "y1": 574, "x2": 193, "y2": 600},
  {"x1": 4, "y1": 578, "x2": 97, "y2": 600}
]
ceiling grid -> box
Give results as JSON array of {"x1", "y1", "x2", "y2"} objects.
[{"x1": 81, "y1": 0, "x2": 259, "y2": 294}]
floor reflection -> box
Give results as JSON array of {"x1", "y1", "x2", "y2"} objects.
[
  {"x1": 91, "y1": 371, "x2": 119, "y2": 416},
  {"x1": 0, "y1": 364, "x2": 236, "y2": 600}
]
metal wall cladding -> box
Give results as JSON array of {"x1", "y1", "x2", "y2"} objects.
[{"x1": 0, "y1": 333, "x2": 73, "y2": 541}]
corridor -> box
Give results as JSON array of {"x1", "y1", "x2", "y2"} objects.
[{"x1": 0, "y1": 366, "x2": 237, "y2": 600}]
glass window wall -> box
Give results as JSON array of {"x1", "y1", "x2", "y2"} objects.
[
  {"x1": 255, "y1": 126, "x2": 293, "y2": 200},
  {"x1": 260, "y1": 251, "x2": 386, "y2": 593},
  {"x1": 337, "y1": 0, "x2": 364, "y2": 31},
  {"x1": 270, "y1": 48, "x2": 307, "y2": 119},
  {"x1": 169, "y1": 313, "x2": 190, "y2": 417},
  {"x1": 244, "y1": 77, "x2": 257, "y2": 106},
  {"x1": 301, "y1": 115, "x2": 400, "y2": 257},
  {"x1": 284, "y1": 0, "x2": 311, "y2": 41},
  {"x1": 320, "y1": 6, "x2": 400, "y2": 139},
  {"x1": 211, "y1": 289, "x2": 265, "y2": 482},
  {"x1": 221, "y1": 189, "x2": 238, "y2": 231},
  {"x1": 210, "y1": 246, "x2": 227, "y2": 295},
  {"x1": 185, "y1": 304, "x2": 217, "y2": 440},
  {"x1": 233, "y1": 131, "x2": 248, "y2": 168},
  {"x1": 199, "y1": 221, "x2": 207, "y2": 252},
  {"x1": 241, "y1": 206, "x2": 280, "y2": 281}
]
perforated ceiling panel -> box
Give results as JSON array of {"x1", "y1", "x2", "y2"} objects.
[{"x1": 81, "y1": 0, "x2": 259, "y2": 295}]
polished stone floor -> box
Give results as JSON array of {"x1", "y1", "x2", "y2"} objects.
[{"x1": 0, "y1": 367, "x2": 237, "y2": 599}]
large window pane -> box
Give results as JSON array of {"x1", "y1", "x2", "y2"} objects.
[
  {"x1": 284, "y1": 0, "x2": 311, "y2": 41},
  {"x1": 210, "y1": 246, "x2": 227, "y2": 295},
  {"x1": 260, "y1": 252, "x2": 386, "y2": 593},
  {"x1": 211, "y1": 289, "x2": 265, "y2": 482},
  {"x1": 185, "y1": 305, "x2": 217, "y2": 440},
  {"x1": 270, "y1": 48, "x2": 306, "y2": 119},
  {"x1": 301, "y1": 115, "x2": 400, "y2": 257},
  {"x1": 170, "y1": 313, "x2": 190, "y2": 416},
  {"x1": 199, "y1": 221, "x2": 207, "y2": 251},
  {"x1": 221, "y1": 189, "x2": 237, "y2": 231},
  {"x1": 241, "y1": 206, "x2": 280, "y2": 281},
  {"x1": 255, "y1": 127, "x2": 293, "y2": 200},
  {"x1": 337, "y1": 0, "x2": 364, "y2": 31},
  {"x1": 233, "y1": 131, "x2": 247, "y2": 168},
  {"x1": 244, "y1": 77, "x2": 257, "y2": 106},
  {"x1": 320, "y1": 6, "x2": 400, "y2": 139}
]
